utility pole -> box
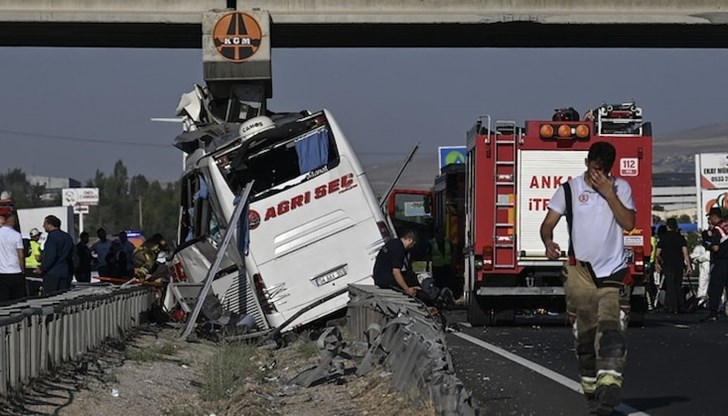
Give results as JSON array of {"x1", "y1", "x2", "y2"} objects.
[{"x1": 138, "y1": 197, "x2": 143, "y2": 230}]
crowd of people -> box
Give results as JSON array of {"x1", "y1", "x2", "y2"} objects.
[
  {"x1": 370, "y1": 141, "x2": 728, "y2": 416},
  {"x1": 647, "y1": 207, "x2": 728, "y2": 321},
  {"x1": 0, "y1": 212, "x2": 168, "y2": 303}
]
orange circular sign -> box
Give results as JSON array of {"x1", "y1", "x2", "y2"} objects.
[
  {"x1": 248, "y1": 210, "x2": 261, "y2": 230},
  {"x1": 212, "y1": 12, "x2": 262, "y2": 62}
]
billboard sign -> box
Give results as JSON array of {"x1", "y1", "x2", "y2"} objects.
[
  {"x1": 438, "y1": 146, "x2": 467, "y2": 170},
  {"x1": 698, "y1": 189, "x2": 728, "y2": 230},
  {"x1": 73, "y1": 205, "x2": 90, "y2": 214},
  {"x1": 62, "y1": 188, "x2": 99, "y2": 207},
  {"x1": 695, "y1": 153, "x2": 728, "y2": 189}
]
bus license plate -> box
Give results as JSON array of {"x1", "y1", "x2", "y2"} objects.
[{"x1": 312, "y1": 266, "x2": 348, "y2": 287}]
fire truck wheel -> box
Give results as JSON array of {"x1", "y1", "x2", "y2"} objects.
[
  {"x1": 494, "y1": 309, "x2": 516, "y2": 326},
  {"x1": 467, "y1": 293, "x2": 489, "y2": 327}
]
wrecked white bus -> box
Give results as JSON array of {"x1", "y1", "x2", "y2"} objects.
[{"x1": 169, "y1": 105, "x2": 391, "y2": 332}]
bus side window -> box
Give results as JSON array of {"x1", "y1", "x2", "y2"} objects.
[{"x1": 179, "y1": 174, "x2": 199, "y2": 244}]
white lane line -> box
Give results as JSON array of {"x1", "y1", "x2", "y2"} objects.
[{"x1": 453, "y1": 331, "x2": 650, "y2": 416}]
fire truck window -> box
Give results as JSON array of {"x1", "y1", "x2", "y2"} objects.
[{"x1": 394, "y1": 194, "x2": 430, "y2": 225}]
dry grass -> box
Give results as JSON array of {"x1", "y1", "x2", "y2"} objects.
[
  {"x1": 125, "y1": 341, "x2": 178, "y2": 362},
  {"x1": 201, "y1": 341, "x2": 266, "y2": 401},
  {"x1": 15, "y1": 325, "x2": 439, "y2": 416}
]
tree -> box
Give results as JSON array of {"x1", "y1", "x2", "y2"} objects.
[
  {"x1": 86, "y1": 162, "x2": 133, "y2": 235},
  {"x1": 678, "y1": 214, "x2": 692, "y2": 223},
  {"x1": 85, "y1": 160, "x2": 180, "y2": 241},
  {"x1": 129, "y1": 175, "x2": 149, "y2": 199},
  {"x1": 0, "y1": 163, "x2": 180, "y2": 243},
  {"x1": 0, "y1": 168, "x2": 53, "y2": 208},
  {"x1": 686, "y1": 232, "x2": 701, "y2": 252},
  {"x1": 141, "y1": 180, "x2": 180, "y2": 243}
]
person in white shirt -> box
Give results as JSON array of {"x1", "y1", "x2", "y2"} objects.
[
  {"x1": 0, "y1": 214, "x2": 26, "y2": 302},
  {"x1": 540, "y1": 141, "x2": 635, "y2": 416},
  {"x1": 691, "y1": 230, "x2": 712, "y2": 307}
]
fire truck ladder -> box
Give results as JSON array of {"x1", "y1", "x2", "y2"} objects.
[
  {"x1": 493, "y1": 120, "x2": 518, "y2": 269},
  {"x1": 596, "y1": 102, "x2": 644, "y2": 136}
]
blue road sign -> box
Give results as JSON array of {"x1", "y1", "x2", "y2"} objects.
[{"x1": 438, "y1": 146, "x2": 467, "y2": 170}]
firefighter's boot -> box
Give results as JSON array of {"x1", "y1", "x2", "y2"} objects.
[
  {"x1": 592, "y1": 372, "x2": 622, "y2": 415},
  {"x1": 580, "y1": 376, "x2": 597, "y2": 399}
]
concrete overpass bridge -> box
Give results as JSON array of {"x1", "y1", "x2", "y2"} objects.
[{"x1": 1, "y1": 0, "x2": 728, "y2": 48}]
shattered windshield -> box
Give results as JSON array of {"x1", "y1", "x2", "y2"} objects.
[{"x1": 214, "y1": 118, "x2": 340, "y2": 201}]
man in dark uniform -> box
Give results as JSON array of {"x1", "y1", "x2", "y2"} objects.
[
  {"x1": 702, "y1": 207, "x2": 728, "y2": 322},
  {"x1": 75, "y1": 231, "x2": 93, "y2": 283},
  {"x1": 372, "y1": 229, "x2": 419, "y2": 296},
  {"x1": 35, "y1": 215, "x2": 74, "y2": 295},
  {"x1": 655, "y1": 217, "x2": 691, "y2": 314}
]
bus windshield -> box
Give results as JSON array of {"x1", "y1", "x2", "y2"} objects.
[{"x1": 214, "y1": 117, "x2": 340, "y2": 201}]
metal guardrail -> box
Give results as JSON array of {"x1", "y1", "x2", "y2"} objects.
[
  {"x1": 0, "y1": 284, "x2": 155, "y2": 397},
  {"x1": 346, "y1": 284, "x2": 478, "y2": 416}
]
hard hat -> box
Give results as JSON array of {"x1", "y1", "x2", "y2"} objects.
[
  {"x1": 239, "y1": 116, "x2": 276, "y2": 141},
  {"x1": 29, "y1": 228, "x2": 41, "y2": 237}
]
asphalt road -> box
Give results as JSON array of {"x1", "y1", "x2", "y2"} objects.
[{"x1": 445, "y1": 310, "x2": 728, "y2": 416}]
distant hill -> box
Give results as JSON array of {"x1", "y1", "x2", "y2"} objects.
[
  {"x1": 363, "y1": 154, "x2": 440, "y2": 197},
  {"x1": 363, "y1": 123, "x2": 728, "y2": 192},
  {"x1": 653, "y1": 123, "x2": 728, "y2": 172}
]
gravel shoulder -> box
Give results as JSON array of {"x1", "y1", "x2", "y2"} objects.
[{"x1": 2, "y1": 324, "x2": 435, "y2": 416}]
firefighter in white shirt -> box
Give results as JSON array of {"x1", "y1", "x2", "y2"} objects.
[{"x1": 540, "y1": 141, "x2": 634, "y2": 416}]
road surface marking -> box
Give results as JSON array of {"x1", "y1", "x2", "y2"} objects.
[{"x1": 454, "y1": 331, "x2": 650, "y2": 416}]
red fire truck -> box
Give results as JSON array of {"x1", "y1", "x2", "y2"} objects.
[
  {"x1": 387, "y1": 164, "x2": 466, "y2": 295},
  {"x1": 464, "y1": 103, "x2": 652, "y2": 326}
]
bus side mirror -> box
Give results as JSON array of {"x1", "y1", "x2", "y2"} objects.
[{"x1": 424, "y1": 196, "x2": 432, "y2": 214}]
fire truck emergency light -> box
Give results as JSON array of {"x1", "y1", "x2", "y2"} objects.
[
  {"x1": 557, "y1": 124, "x2": 572, "y2": 138},
  {"x1": 538, "y1": 123, "x2": 590, "y2": 139},
  {"x1": 539, "y1": 124, "x2": 554, "y2": 138},
  {"x1": 575, "y1": 124, "x2": 590, "y2": 138}
]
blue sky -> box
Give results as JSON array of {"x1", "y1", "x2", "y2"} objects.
[{"x1": 1, "y1": 47, "x2": 727, "y2": 182}]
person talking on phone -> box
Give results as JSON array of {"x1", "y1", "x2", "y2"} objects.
[{"x1": 540, "y1": 141, "x2": 635, "y2": 415}]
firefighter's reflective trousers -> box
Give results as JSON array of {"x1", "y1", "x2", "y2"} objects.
[{"x1": 563, "y1": 262, "x2": 629, "y2": 396}]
